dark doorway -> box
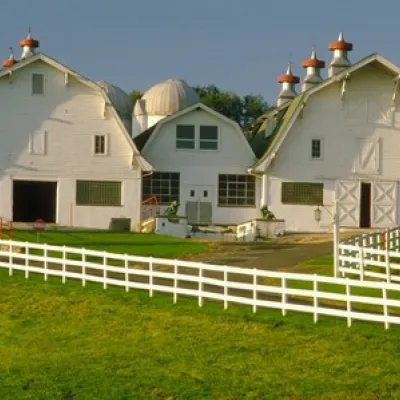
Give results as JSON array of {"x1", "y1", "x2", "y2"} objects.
[
  {"x1": 13, "y1": 180, "x2": 57, "y2": 223},
  {"x1": 359, "y1": 182, "x2": 371, "y2": 228}
]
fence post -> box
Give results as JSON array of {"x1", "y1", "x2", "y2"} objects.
[
  {"x1": 149, "y1": 257, "x2": 153, "y2": 297},
  {"x1": 173, "y1": 260, "x2": 178, "y2": 304},
  {"x1": 124, "y1": 254, "x2": 129, "y2": 293},
  {"x1": 82, "y1": 248, "x2": 86, "y2": 287},
  {"x1": 62, "y1": 246, "x2": 66, "y2": 284},
  {"x1": 253, "y1": 268, "x2": 257, "y2": 313},
  {"x1": 44, "y1": 243, "x2": 48, "y2": 281},
  {"x1": 382, "y1": 287, "x2": 390, "y2": 330},
  {"x1": 313, "y1": 274, "x2": 318, "y2": 323},
  {"x1": 281, "y1": 277, "x2": 287, "y2": 316},
  {"x1": 8, "y1": 241, "x2": 13, "y2": 276},
  {"x1": 359, "y1": 245, "x2": 364, "y2": 281},
  {"x1": 385, "y1": 234, "x2": 391, "y2": 284},
  {"x1": 346, "y1": 278, "x2": 352, "y2": 327},
  {"x1": 103, "y1": 251, "x2": 107, "y2": 290},
  {"x1": 224, "y1": 269, "x2": 228, "y2": 310},
  {"x1": 198, "y1": 264, "x2": 203, "y2": 307},
  {"x1": 25, "y1": 242, "x2": 29, "y2": 279}
]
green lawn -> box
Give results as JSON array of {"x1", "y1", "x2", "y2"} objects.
[
  {"x1": 4, "y1": 230, "x2": 208, "y2": 259},
  {"x1": 1, "y1": 269, "x2": 400, "y2": 400}
]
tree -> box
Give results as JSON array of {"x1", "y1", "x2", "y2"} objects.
[
  {"x1": 129, "y1": 90, "x2": 143, "y2": 107},
  {"x1": 193, "y1": 85, "x2": 269, "y2": 133},
  {"x1": 129, "y1": 85, "x2": 270, "y2": 134}
]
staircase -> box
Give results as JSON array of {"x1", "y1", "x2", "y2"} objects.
[{"x1": 137, "y1": 197, "x2": 160, "y2": 233}]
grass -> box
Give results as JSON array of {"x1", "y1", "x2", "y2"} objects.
[
  {"x1": 3, "y1": 230, "x2": 209, "y2": 259},
  {"x1": 1, "y1": 269, "x2": 400, "y2": 400}
]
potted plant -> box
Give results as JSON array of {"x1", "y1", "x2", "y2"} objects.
[{"x1": 260, "y1": 205, "x2": 275, "y2": 220}]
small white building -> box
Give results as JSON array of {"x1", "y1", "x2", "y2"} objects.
[{"x1": 250, "y1": 33, "x2": 400, "y2": 231}]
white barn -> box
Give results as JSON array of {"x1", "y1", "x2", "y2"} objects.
[
  {"x1": 0, "y1": 30, "x2": 260, "y2": 230},
  {"x1": 0, "y1": 31, "x2": 151, "y2": 229},
  {"x1": 251, "y1": 33, "x2": 400, "y2": 232}
]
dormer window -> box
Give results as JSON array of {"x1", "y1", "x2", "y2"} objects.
[{"x1": 32, "y1": 73, "x2": 44, "y2": 95}]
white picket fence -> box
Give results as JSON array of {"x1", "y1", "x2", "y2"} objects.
[
  {"x1": 339, "y1": 227, "x2": 400, "y2": 283},
  {"x1": 2, "y1": 239, "x2": 400, "y2": 329}
]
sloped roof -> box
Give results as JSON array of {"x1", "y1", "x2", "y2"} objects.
[
  {"x1": 250, "y1": 53, "x2": 400, "y2": 173},
  {"x1": 0, "y1": 52, "x2": 152, "y2": 172},
  {"x1": 133, "y1": 123, "x2": 159, "y2": 151}
]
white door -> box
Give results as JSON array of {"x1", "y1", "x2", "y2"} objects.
[
  {"x1": 336, "y1": 181, "x2": 360, "y2": 227},
  {"x1": 185, "y1": 185, "x2": 213, "y2": 224},
  {"x1": 371, "y1": 181, "x2": 397, "y2": 227}
]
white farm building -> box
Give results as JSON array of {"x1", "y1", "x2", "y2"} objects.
[{"x1": 1, "y1": 30, "x2": 399, "y2": 233}]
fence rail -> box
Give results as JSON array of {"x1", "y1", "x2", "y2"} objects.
[
  {"x1": 339, "y1": 227, "x2": 400, "y2": 284},
  {"x1": 1, "y1": 239, "x2": 400, "y2": 329}
]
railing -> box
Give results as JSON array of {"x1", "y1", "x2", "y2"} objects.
[
  {"x1": 0, "y1": 218, "x2": 14, "y2": 239},
  {"x1": 338, "y1": 227, "x2": 400, "y2": 283},
  {"x1": 1, "y1": 239, "x2": 400, "y2": 329},
  {"x1": 141, "y1": 196, "x2": 160, "y2": 221}
]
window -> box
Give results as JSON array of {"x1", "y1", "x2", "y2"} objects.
[
  {"x1": 142, "y1": 172, "x2": 180, "y2": 205},
  {"x1": 200, "y1": 126, "x2": 218, "y2": 150},
  {"x1": 76, "y1": 180, "x2": 122, "y2": 206},
  {"x1": 311, "y1": 139, "x2": 322, "y2": 159},
  {"x1": 29, "y1": 131, "x2": 47, "y2": 155},
  {"x1": 94, "y1": 135, "x2": 106, "y2": 155},
  {"x1": 176, "y1": 125, "x2": 195, "y2": 149},
  {"x1": 218, "y1": 174, "x2": 255, "y2": 207},
  {"x1": 281, "y1": 182, "x2": 323, "y2": 205},
  {"x1": 32, "y1": 73, "x2": 44, "y2": 95}
]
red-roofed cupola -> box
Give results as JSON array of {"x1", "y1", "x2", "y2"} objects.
[
  {"x1": 277, "y1": 64, "x2": 300, "y2": 106},
  {"x1": 2, "y1": 47, "x2": 18, "y2": 68},
  {"x1": 20, "y1": 28, "x2": 40, "y2": 60},
  {"x1": 328, "y1": 32, "x2": 353, "y2": 77},
  {"x1": 301, "y1": 47, "x2": 325, "y2": 91}
]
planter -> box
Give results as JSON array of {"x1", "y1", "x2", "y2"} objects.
[
  {"x1": 155, "y1": 215, "x2": 188, "y2": 238},
  {"x1": 236, "y1": 219, "x2": 285, "y2": 241}
]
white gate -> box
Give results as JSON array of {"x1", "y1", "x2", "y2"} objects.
[
  {"x1": 336, "y1": 181, "x2": 360, "y2": 227},
  {"x1": 371, "y1": 181, "x2": 397, "y2": 227}
]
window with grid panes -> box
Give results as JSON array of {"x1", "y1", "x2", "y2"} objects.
[
  {"x1": 76, "y1": 180, "x2": 122, "y2": 206},
  {"x1": 281, "y1": 182, "x2": 323, "y2": 205},
  {"x1": 94, "y1": 135, "x2": 106, "y2": 155},
  {"x1": 176, "y1": 125, "x2": 195, "y2": 149},
  {"x1": 200, "y1": 126, "x2": 218, "y2": 150},
  {"x1": 311, "y1": 139, "x2": 322, "y2": 159},
  {"x1": 142, "y1": 172, "x2": 180, "y2": 205},
  {"x1": 218, "y1": 174, "x2": 255, "y2": 206}
]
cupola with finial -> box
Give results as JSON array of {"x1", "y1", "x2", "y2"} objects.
[
  {"x1": 328, "y1": 32, "x2": 353, "y2": 77},
  {"x1": 301, "y1": 47, "x2": 325, "y2": 91},
  {"x1": 277, "y1": 63, "x2": 300, "y2": 106},
  {"x1": 19, "y1": 28, "x2": 40, "y2": 60},
  {"x1": 2, "y1": 47, "x2": 18, "y2": 68}
]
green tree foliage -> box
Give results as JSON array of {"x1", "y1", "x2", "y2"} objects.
[
  {"x1": 193, "y1": 85, "x2": 270, "y2": 133},
  {"x1": 129, "y1": 90, "x2": 143, "y2": 107}
]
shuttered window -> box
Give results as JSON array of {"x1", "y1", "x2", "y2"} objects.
[
  {"x1": 281, "y1": 182, "x2": 323, "y2": 205},
  {"x1": 32, "y1": 73, "x2": 45, "y2": 95},
  {"x1": 76, "y1": 181, "x2": 122, "y2": 206}
]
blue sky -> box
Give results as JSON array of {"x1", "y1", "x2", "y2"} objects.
[{"x1": 0, "y1": 0, "x2": 398, "y2": 104}]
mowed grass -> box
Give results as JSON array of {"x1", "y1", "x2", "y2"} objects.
[
  {"x1": 5, "y1": 230, "x2": 208, "y2": 259},
  {"x1": 1, "y1": 269, "x2": 400, "y2": 400}
]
